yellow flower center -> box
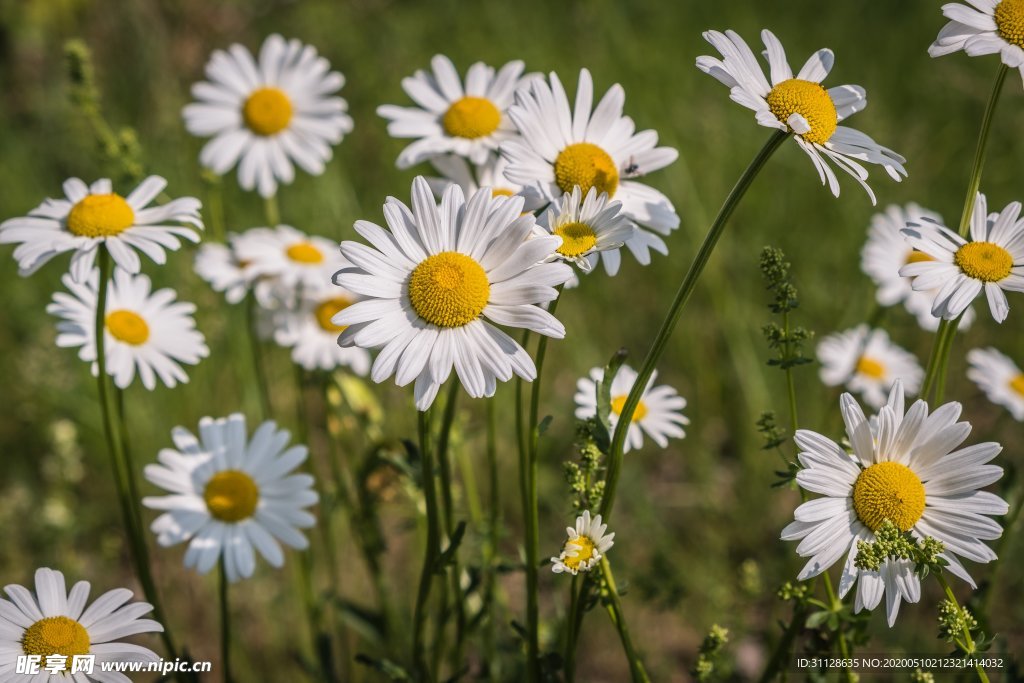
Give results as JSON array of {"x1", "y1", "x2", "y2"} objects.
[
  {"x1": 105, "y1": 310, "x2": 149, "y2": 345},
  {"x1": 491, "y1": 188, "x2": 515, "y2": 198},
  {"x1": 314, "y1": 296, "x2": 352, "y2": 333},
  {"x1": 442, "y1": 96, "x2": 501, "y2": 139},
  {"x1": 66, "y1": 194, "x2": 135, "y2": 238},
  {"x1": 561, "y1": 534, "x2": 596, "y2": 571},
  {"x1": 203, "y1": 470, "x2": 260, "y2": 522},
  {"x1": 286, "y1": 241, "x2": 325, "y2": 264},
  {"x1": 954, "y1": 242, "x2": 1013, "y2": 282},
  {"x1": 21, "y1": 616, "x2": 90, "y2": 662},
  {"x1": 408, "y1": 251, "x2": 490, "y2": 328},
  {"x1": 852, "y1": 461, "x2": 926, "y2": 532},
  {"x1": 610, "y1": 395, "x2": 648, "y2": 422},
  {"x1": 765, "y1": 79, "x2": 838, "y2": 145},
  {"x1": 1009, "y1": 374, "x2": 1024, "y2": 398},
  {"x1": 554, "y1": 221, "x2": 598, "y2": 258},
  {"x1": 996, "y1": 0, "x2": 1024, "y2": 48},
  {"x1": 554, "y1": 143, "x2": 619, "y2": 197},
  {"x1": 905, "y1": 250, "x2": 935, "y2": 265},
  {"x1": 856, "y1": 356, "x2": 886, "y2": 380},
  {"x1": 243, "y1": 87, "x2": 293, "y2": 136}
]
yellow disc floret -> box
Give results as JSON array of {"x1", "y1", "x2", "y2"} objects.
[
  {"x1": 561, "y1": 534, "x2": 596, "y2": 572},
  {"x1": 442, "y1": 96, "x2": 501, "y2": 139},
  {"x1": 1009, "y1": 374, "x2": 1024, "y2": 397},
  {"x1": 996, "y1": 0, "x2": 1024, "y2": 48},
  {"x1": 286, "y1": 241, "x2": 325, "y2": 264},
  {"x1": 408, "y1": 252, "x2": 490, "y2": 328},
  {"x1": 106, "y1": 310, "x2": 150, "y2": 345},
  {"x1": 766, "y1": 79, "x2": 838, "y2": 145},
  {"x1": 554, "y1": 143, "x2": 619, "y2": 197},
  {"x1": 852, "y1": 461, "x2": 926, "y2": 532},
  {"x1": 314, "y1": 296, "x2": 352, "y2": 333},
  {"x1": 66, "y1": 194, "x2": 135, "y2": 238},
  {"x1": 611, "y1": 395, "x2": 648, "y2": 422},
  {"x1": 204, "y1": 470, "x2": 260, "y2": 522},
  {"x1": 954, "y1": 242, "x2": 1013, "y2": 282},
  {"x1": 905, "y1": 250, "x2": 934, "y2": 265},
  {"x1": 491, "y1": 188, "x2": 515, "y2": 198},
  {"x1": 243, "y1": 87, "x2": 293, "y2": 136},
  {"x1": 21, "y1": 616, "x2": 90, "y2": 662},
  {"x1": 554, "y1": 221, "x2": 598, "y2": 258},
  {"x1": 856, "y1": 356, "x2": 886, "y2": 380}
]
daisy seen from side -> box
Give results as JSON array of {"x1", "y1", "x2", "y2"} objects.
[
  {"x1": 929, "y1": 0, "x2": 1024, "y2": 83},
  {"x1": 967, "y1": 347, "x2": 1024, "y2": 420}
]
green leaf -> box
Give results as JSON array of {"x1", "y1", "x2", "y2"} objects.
[
  {"x1": 434, "y1": 521, "x2": 467, "y2": 573},
  {"x1": 805, "y1": 610, "x2": 830, "y2": 629},
  {"x1": 595, "y1": 348, "x2": 628, "y2": 449}
]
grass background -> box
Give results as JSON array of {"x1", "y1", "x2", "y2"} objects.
[{"x1": 0, "y1": 0, "x2": 1022, "y2": 680}]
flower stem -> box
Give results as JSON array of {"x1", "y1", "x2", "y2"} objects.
[
  {"x1": 245, "y1": 293, "x2": 273, "y2": 420},
  {"x1": 936, "y1": 573, "x2": 989, "y2": 683},
  {"x1": 412, "y1": 407, "x2": 440, "y2": 681},
  {"x1": 219, "y1": 559, "x2": 232, "y2": 683},
  {"x1": 600, "y1": 558, "x2": 650, "y2": 683},
  {"x1": 482, "y1": 396, "x2": 501, "y2": 678},
  {"x1": 264, "y1": 193, "x2": 281, "y2": 226},
  {"x1": 821, "y1": 572, "x2": 853, "y2": 682},
  {"x1": 435, "y1": 380, "x2": 467, "y2": 672},
  {"x1": 600, "y1": 130, "x2": 787, "y2": 522}
]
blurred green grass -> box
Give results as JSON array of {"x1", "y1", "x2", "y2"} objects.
[{"x1": 1, "y1": 0, "x2": 1023, "y2": 680}]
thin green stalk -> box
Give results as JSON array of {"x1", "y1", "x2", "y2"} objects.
[
  {"x1": 936, "y1": 573, "x2": 989, "y2": 683},
  {"x1": 600, "y1": 558, "x2": 650, "y2": 683},
  {"x1": 482, "y1": 397, "x2": 500, "y2": 677},
  {"x1": 264, "y1": 193, "x2": 281, "y2": 226},
  {"x1": 412, "y1": 408, "x2": 440, "y2": 681},
  {"x1": 782, "y1": 310, "x2": 799, "y2": 432},
  {"x1": 600, "y1": 130, "x2": 787, "y2": 522},
  {"x1": 245, "y1": 294, "x2": 273, "y2": 420},
  {"x1": 821, "y1": 573, "x2": 853, "y2": 682},
  {"x1": 435, "y1": 381, "x2": 466, "y2": 673},
  {"x1": 514, "y1": 329, "x2": 539, "y2": 681},
  {"x1": 564, "y1": 574, "x2": 579, "y2": 682},
  {"x1": 219, "y1": 560, "x2": 232, "y2": 683}
]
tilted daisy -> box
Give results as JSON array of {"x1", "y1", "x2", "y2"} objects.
[
  {"x1": 697, "y1": 29, "x2": 906, "y2": 204},
  {"x1": 333, "y1": 176, "x2": 572, "y2": 410},
  {"x1": 143, "y1": 413, "x2": 318, "y2": 582},
  {"x1": 234, "y1": 224, "x2": 344, "y2": 307},
  {"x1": 967, "y1": 347, "x2": 1024, "y2": 420},
  {"x1": 817, "y1": 325, "x2": 923, "y2": 409},
  {"x1": 0, "y1": 176, "x2": 202, "y2": 282},
  {"x1": 574, "y1": 364, "x2": 689, "y2": 453},
  {"x1": 901, "y1": 192, "x2": 1024, "y2": 323},
  {"x1": 272, "y1": 280, "x2": 371, "y2": 374},
  {"x1": 0, "y1": 567, "x2": 162, "y2": 680},
  {"x1": 377, "y1": 56, "x2": 536, "y2": 169},
  {"x1": 535, "y1": 186, "x2": 634, "y2": 273},
  {"x1": 929, "y1": 0, "x2": 1024, "y2": 83},
  {"x1": 782, "y1": 382, "x2": 1008, "y2": 626},
  {"x1": 550, "y1": 510, "x2": 615, "y2": 575},
  {"x1": 502, "y1": 69, "x2": 680, "y2": 274},
  {"x1": 47, "y1": 269, "x2": 209, "y2": 391},
  {"x1": 183, "y1": 34, "x2": 353, "y2": 197}
]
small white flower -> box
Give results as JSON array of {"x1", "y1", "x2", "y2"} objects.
[
  {"x1": 272, "y1": 280, "x2": 371, "y2": 374},
  {"x1": 0, "y1": 567, "x2": 162, "y2": 680},
  {"x1": 574, "y1": 364, "x2": 689, "y2": 453},
  {"x1": 47, "y1": 269, "x2": 209, "y2": 391},
  {"x1": 534, "y1": 187, "x2": 634, "y2": 272},
  {"x1": 143, "y1": 413, "x2": 318, "y2": 582},
  {"x1": 550, "y1": 510, "x2": 615, "y2": 575},
  {"x1": 967, "y1": 346, "x2": 1024, "y2": 420},
  {"x1": 901, "y1": 192, "x2": 1024, "y2": 323},
  {"x1": 183, "y1": 34, "x2": 353, "y2": 197},
  {"x1": 234, "y1": 225, "x2": 344, "y2": 307},
  {"x1": 817, "y1": 325, "x2": 922, "y2": 410},
  {"x1": 929, "y1": 0, "x2": 1024, "y2": 84},
  {"x1": 0, "y1": 176, "x2": 202, "y2": 282},
  {"x1": 194, "y1": 240, "x2": 252, "y2": 305}
]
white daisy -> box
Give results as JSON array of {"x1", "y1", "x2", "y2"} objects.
[
  {"x1": 574, "y1": 364, "x2": 689, "y2": 453},
  {"x1": 697, "y1": 29, "x2": 906, "y2": 204},
  {"x1": 183, "y1": 34, "x2": 353, "y2": 198},
  {"x1": 502, "y1": 69, "x2": 680, "y2": 275},
  {"x1": 782, "y1": 381, "x2": 1008, "y2": 626},
  {"x1": 967, "y1": 347, "x2": 1024, "y2": 420},
  {"x1": 143, "y1": 413, "x2": 318, "y2": 582},
  {"x1": 194, "y1": 240, "x2": 251, "y2": 305},
  {"x1": 272, "y1": 281, "x2": 371, "y2": 374},
  {"x1": 233, "y1": 224, "x2": 344, "y2": 307},
  {"x1": 0, "y1": 567, "x2": 162, "y2": 681},
  {"x1": 333, "y1": 176, "x2": 573, "y2": 410},
  {"x1": 817, "y1": 325, "x2": 923, "y2": 409},
  {"x1": 377, "y1": 55, "x2": 536, "y2": 169},
  {"x1": 47, "y1": 269, "x2": 209, "y2": 391},
  {"x1": 901, "y1": 192, "x2": 1024, "y2": 323},
  {"x1": 534, "y1": 187, "x2": 634, "y2": 272},
  {"x1": 929, "y1": 0, "x2": 1024, "y2": 83},
  {"x1": 0, "y1": 176, "x2": 202, "y2": 282},
  {"x1": 425, "y1": 153, "x2": 544, "y2": 212},
  {"x1": 550, "y1": 510, "x2": 615, "y2": 575}
]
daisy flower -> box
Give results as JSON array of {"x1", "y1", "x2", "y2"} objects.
[
  {"x1": 47, "y1": 269, "x2": 209, "y2": 391},
  {"x1": 425, "y1": 153, "x2": 544, "y2": 210},
  {"x1": 967, "y1": 347, "x2": 1024, "y2": 420},
  {"x1": 333, "y1": 176, "x2": 572, "y2": 410},
  {"x1": 535, "y1": 186, "x2": 634, "y2": 272},
  {"x1": 782, "y1": 381, "x2": 1008, "y2": 626},
  {"x1": 377, "y1": 55, "x2": 536, "y2": 169},
  {"x1": 697, "y1": 29, "x2": 906, "y2": 204},
  {"x1": 901, "y1": 192, "x2": 1024, "y2": 323},
  {"x1": 929, "y1": 0, "x2": 1024, "y2": 83},
  {"x1": 194, "y1": 240, "x2": 252, "y2": 305},
  {"x1": 817, "y1": 325, "x2": 923, "y2": 409},
  {"x1": 574, "y1": 364, "x2": 689, "y2": 453},
  {"x1": 0, "y1": 176, "x2": 202, "y2": 282},
  {"x1": 272, "y1": 281, "x2": 371, "y2": 374},
  {"x1": 143, "y1": 413, "x2": 318, "y2": 582},
  {"x1": 183, "y1": 34, "x2": 353, "y2": 198},
  {"x1": 0, "y1": 567, "x2": 162, "y2": 680},
  {"x1": 502, "y1": 69, "x2": 680, "y2": 275},
  {"x1": 550, "y1": 510, "x2": 615, "y2": 575},
  {"x1": 234, "y1": 224, "x2": 344, "y2": 307}
]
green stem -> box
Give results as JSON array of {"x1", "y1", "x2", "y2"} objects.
[
  {"x1": 782, "y1": 310, "x2": 799, "y2": 433},
  {"x1": 435, "y1": 381, "x2": 466, "y2": 673},
  {"x1": 600, "y1": 558, "x2": 650, "y2": 683},
  {"x1": 822, "y1": 573, "x2": 853, "y2": 682},
  {"x1": 245, "y1": 294, "x2": 273, "y2": 420},
  {"x1": 564, "y1": 575, "x2": 579, "y2": 682},
  {"x1": 515, "y1": 331, "x2": 538, "y2": 681},
  {"x1": 936, "y1": 573, "x2": 989, "y2": 683},
  {"x1": 600, "y1": 130, "x2": 787, "y2": 522},
  {"x1": 412, "y1": 408, "x2": 440, "y2": 681},
  {"x1": 219, "y1": 560, "x2": 232, "y2": 683},
  {"x1": 483, "y1": 397, "x2": 500, "y2": 678},
  {"x1": 264, "y1": 193, "x2": 281, "y2": 226}
]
